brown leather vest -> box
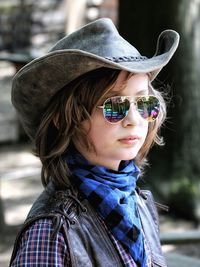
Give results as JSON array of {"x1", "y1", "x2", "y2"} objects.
[{"x1": 9, "y1": 183, "x2": 167, "y2": 267}]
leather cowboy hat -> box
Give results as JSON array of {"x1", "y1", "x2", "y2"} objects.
[{"x1": 11, "y1": 18, "x2": 180, "y2": 140}]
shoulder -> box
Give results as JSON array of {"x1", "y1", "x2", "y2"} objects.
[
  {"x1": 136, "y1": 189, "x2": 160, "y2": 231},
  {"x1": 20, "y1": 218, "x2": 66, "y2": 245},
  {"x1": 26, "y1": 183, "x2": 70, "y2": 219},
  {"x1": 10, "y1": 218, "x2": 70, "y2": 267},
  {"x1": 136, "y1": 188, "x2": 168, "y2": 227},
  {"x1": 22, "y1": 218, "x2": 55, "y2": 237}
]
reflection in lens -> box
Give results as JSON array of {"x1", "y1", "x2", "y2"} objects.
[
  {"x1": 137, "y1": 96, "x2": 160, "y2": 122},
  {"x1": 104, "y1": 97, "x2": 129, "y2": 123}
]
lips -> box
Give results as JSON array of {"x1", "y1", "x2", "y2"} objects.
[
  {"x1": 119, "y1": 135, "x2": 140, "y2": 140},
  {"x1": 118, "y1": 135, "x2": 141, "y2": 145}
]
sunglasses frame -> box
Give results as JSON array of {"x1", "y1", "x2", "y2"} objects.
[{"x1": 97, "y1": 95, "x2": 160, "y2": 124}]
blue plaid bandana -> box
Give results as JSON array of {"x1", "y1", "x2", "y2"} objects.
[{"x1": 66, "y1": 150, "x2": 147, "y2": 266}]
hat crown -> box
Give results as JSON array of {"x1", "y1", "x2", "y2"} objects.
[{"x1": 50, "y1": 18, "x2": 141, "y2": 59}]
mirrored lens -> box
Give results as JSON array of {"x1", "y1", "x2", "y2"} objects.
[
  {"x1": 136, "y1": 96, "x2": 160, "y2": 122},
  {"x1": 103, "y1": 97, "x2": 130, "y2": 123}
]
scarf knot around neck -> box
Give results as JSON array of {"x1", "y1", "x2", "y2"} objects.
[{"x1": 65, "y1": 150, "x2": 147, "y2": 266}]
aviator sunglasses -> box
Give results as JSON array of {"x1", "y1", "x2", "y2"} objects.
[{"x1": 97, "y1": 95, "x2": 160, "y2": 123}]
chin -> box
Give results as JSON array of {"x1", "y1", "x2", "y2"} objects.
[{"x1": 120, "y1": 151, "x2": 138, "y2": 161}]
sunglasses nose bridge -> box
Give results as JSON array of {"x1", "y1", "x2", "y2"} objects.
[
  {"x1": 122, "y1": 100, "x2": 144, "y2": 127},
  {"x1": 125, "y1": 98, "x2": 139, "y2": 118},
  {"x1": 128, "y1": 98, "x2": 137, "y2": 109}
]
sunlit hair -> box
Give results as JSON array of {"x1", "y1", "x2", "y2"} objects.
[{"x1": 35, "y1": 68, "x2": 166, "y2": 187}]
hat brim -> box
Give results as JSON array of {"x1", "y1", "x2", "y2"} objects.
[{"x1": 12, "y1": 29, "x2": 179, "y2": 139}]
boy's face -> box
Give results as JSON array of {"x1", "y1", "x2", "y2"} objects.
[{"x1": 76, "y1": 71, "x2": 149, "y2": 170}]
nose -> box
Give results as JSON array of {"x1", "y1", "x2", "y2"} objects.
[{"x1": 121, "y1": 103, "x2": 141, "y2": 127}]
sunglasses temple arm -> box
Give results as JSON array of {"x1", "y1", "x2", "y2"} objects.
[{"x1": 97, "y1": 105, "x2": 104, "y2": 109}]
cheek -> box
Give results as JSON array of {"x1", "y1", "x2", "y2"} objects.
[
  {"x1": 140, "y1": 121, "x2": 149, "y2": 145},
  {"x1": 88, "y1": 115, "x2": 118, "y2": 148},
  {"x1": 89, "y1": 122, "x2": 115, "y2": 143}
]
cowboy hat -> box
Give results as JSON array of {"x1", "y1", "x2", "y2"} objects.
[{"x1": 11, "y1": 18, "x2": 179, "y2": 140}]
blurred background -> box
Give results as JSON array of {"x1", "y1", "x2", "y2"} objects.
[{"x1": 0, "y1": 0, "x2": 200, "y2": 266}]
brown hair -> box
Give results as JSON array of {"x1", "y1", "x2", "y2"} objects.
[{"x1": 35, "y1": 68, "x2": 166, "y2": 187}]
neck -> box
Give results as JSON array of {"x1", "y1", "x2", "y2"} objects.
[
  {"x1": 85, "y1": 155, "x2": 120, "y2": 171},
  {"x1": 77, "y1": 150, "x2": 120, "y2": 171}
]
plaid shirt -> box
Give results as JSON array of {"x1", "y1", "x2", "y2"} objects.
[{"x1": 11, "y1": 218, "x2": 151, "y2": 267}]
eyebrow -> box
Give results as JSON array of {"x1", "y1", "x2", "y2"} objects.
[{"x1": 117, "y1": 89, "x2": 149, "y2": 96}]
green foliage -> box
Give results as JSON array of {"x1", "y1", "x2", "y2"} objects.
[{"x1": 168, "y1": 177, "x2": 199, "y2": 220}]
